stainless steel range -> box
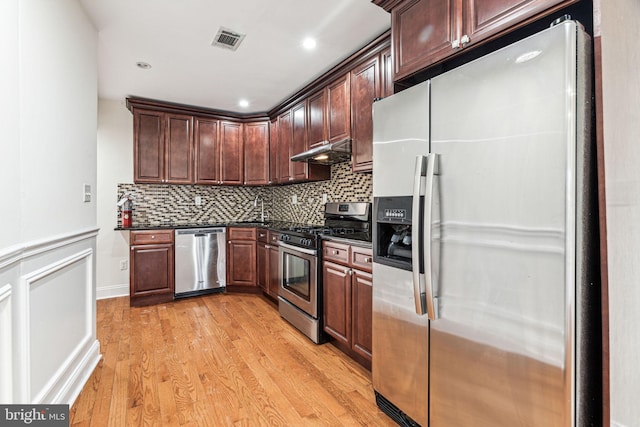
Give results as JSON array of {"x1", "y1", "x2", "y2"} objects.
[{"x1": 278, "y1": 202, "x2": 371, "y2": 343}]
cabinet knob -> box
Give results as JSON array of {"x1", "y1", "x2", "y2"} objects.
[
  {"x1": 265, "y1": 244, "x2": 271, "y2": 249},
  {"x1": 347, "y1": 269, "x2": 352, "y2": 276},
  {"x1": 332, "y1": 250, "x2": 339, "y2": 255},
  {"x1": 364, "y1": 257, "x2": 372, "y2": 263},
  {"x1": 461, "y1": 34, "x2": 470, "y2": 46},
  {"x1": 151, "y1": 235, "x2": 155, "y2": 239},
  {"x1": 451, "y1": 39, "x2": 460, "y2": 49}
]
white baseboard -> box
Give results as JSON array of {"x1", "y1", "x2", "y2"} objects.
[
  {"x1": 96, "y1": 283, "x2": 129, "y2": 300},
  {"x1": 51, "y1": 340, "x2": 102, "y2": 406}
]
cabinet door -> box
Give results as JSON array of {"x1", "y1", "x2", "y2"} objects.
[
  {"x1": 351, "y1": 55, "x2": 381, "y2": 172},
  {"x1": 322, "y1": 261, "x2": 351, "y2": 346},
  {"x1": 307, "y1": 89, "x2": 327, "y2": 148},
  {"x1": 381, "y1": 47, "x2": 394, "y2": 98},
  {"x1": 220, "y1": 121, "x2": 244, "y2": 185},
  {"x1": 130, "y1": 244, "x2": 174, "y2": 298},
  {"x1": 392, "y1": 0, "x2": 458, "y2": 80},
  {"x1": 194, "y1": 117, "x2": 220, "y2": 184},
  {"x1": 257, "y1": 242, "x2": 268, "y2": 290},
  {"x1": 326, "y1": 74, "x2": 351, "y2": 143},
  {"x1": 268, "y1": 245, "x2": 280, "y2": 299},
  {"x1": 291, "y1": 101, "x2": 308, "y2": 181},
  {"x1": 165, "y1": 114, "x2": 194, "y2": 184},
  {"x1": 461, "y1": 0, "x2": 577, "y2": 48},
  {"x1": 134, "y1": 109, "x2": 165, "y2": 183},
  {"x1": 352, "y1": 269, "x2": 373, "y2": 362},
  {"x1": 269, "y1": 119, "x2": 279, "y2": 184},
  {"x1": 227, "y1": 240, "x2": 257, "y2": 286},
  {"x1": 277, "y1": 110, "x2": 293, "y2": 183},
  {"x1": 244, "y1": 121, "x2": 270, "y2": 185}
]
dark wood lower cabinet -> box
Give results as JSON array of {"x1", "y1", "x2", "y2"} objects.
[
  {"x1": 322, "y1": 242, "x2": 373, "y2": 369},
  {"x1": 323, "y1": 261, "x2": 351, "y2": 346},
  {"x1": 257, "y1": 231, "x2": 281, "y2": 300},
  {"x1": 130, "y1": 230, "x2": 175, "y2": 307},
  {"x1": 351, "y1": 269, "x2": 373, "y2": 361},
  {"x1": 227, "y1": 227, "x2": 259, "y2": 292}
]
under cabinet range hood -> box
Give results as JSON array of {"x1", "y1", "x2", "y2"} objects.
[{"x1": 290, "y1": 138, "x2": 351, "y2": 164}]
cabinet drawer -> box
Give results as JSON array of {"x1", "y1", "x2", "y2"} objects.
[
  {"x1": 323, "y1": 241, "x2": 350, "y2": 265},
  {"x1": 268, "y1": 230, "x2": 281, "y2": 245},
  {"x1": 131, "y1": 230, "x2": 174, "y2": 245},
  {"x1": 228, "y1": 227, "x2": 257, "y2": 241},
  {"x1": 257, "y1": 229, "x2": 269, "y2": 243},
  {"x1": 351, "y1": 246, "x2": 373, "y2": 273}
]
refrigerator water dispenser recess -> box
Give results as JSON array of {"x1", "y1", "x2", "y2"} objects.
[{"x1": 373, "y1": 196, "x2": 421, "y2": 272}]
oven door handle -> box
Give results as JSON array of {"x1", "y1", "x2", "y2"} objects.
[{"x1": 279, "y1": 241, "x2": 318, "y2": 256}]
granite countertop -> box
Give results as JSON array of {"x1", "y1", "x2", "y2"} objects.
[
  {"x1": 116, "y1": 220, "x2": 372, "y2": 245},
  {"x1": 115, "y1": 220, "x2": 308, "y2": 233}
]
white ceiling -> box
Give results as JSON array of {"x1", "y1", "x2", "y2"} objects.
[{"x1": 79, "y1": 0, "x2": 390, "y2": 114}]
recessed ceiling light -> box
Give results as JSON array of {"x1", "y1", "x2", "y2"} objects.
[
  {"x1": 136, "y1": 61, "x2": 152, "y2": 69},
  {"x1": 238, "y1": 99, "x2": 249, "y2": 108},
  {"x1": 302, "y1": 37, "x2": 317, "y2": 50}
]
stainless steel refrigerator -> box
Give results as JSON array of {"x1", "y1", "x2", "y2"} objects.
[{"x1": 371, "y1": 19, "x2": 600, "y2": 426}]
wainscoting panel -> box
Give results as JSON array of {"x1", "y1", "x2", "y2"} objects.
[
  {"x1": 7, "y1": 229, "x2": 100, "y2": 405},
  {"x1": 0, "y1": 283, "x2": 12, "y2": 403}
]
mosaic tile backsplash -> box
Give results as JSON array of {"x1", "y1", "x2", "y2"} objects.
[{"x1": 117, "y1": 162, "x2": 372, "y2": 227}]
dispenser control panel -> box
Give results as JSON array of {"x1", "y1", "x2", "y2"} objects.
[{"x1": 384, "y1": 209, "x2": 406, "y2": 219}]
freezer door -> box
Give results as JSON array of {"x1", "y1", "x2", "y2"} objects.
[
  {"x1": 372, "y1": 80, "x2": 430, "y2": 198},
  {"x1": 428, "y1": 21, "x2": 588, "y2": 426},
  {"x1": 372, "y1": 262, "x2": 429, "y2": 426}
]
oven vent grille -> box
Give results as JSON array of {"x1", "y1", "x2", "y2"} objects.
[{"x1": 211, "y1": 27, "x2": 246, "y2": 51}]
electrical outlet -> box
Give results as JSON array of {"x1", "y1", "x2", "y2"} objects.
[
  {"x1": 292, "y1": 194, "x2": 297, "y2": 205},
  {"x1": 195, "y1": 196, "x2": 202, "y2": 206},
  {"x1": 322, "y1": 194, "x2": 328, "y2": 204},
  {"x1": 119, "y1": 259, "x2": 128, "y2": 271}
]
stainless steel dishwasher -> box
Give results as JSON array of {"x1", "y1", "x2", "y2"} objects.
[{"x1": 174, "y1": 227, "x2": 226, "y2": 298}]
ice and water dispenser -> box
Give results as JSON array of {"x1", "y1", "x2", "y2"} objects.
[{"x1": 373, "y1": 196, "x2": 421, "y2": 272}]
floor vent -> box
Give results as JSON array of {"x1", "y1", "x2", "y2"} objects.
[
  {"x1": 211, "y1": 27, "x2": 245, "y2": 51},
  {"x1": 374, "y1": 391, "x2": 422, "y2": 427}
]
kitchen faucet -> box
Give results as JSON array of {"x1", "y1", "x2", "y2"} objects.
[{"x1": 253, "y1": 195, "x2": 265, "y2": 223}]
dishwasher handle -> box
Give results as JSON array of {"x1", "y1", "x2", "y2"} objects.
[{"x1": 176, "y1": 227, "x2": 225, "y2": 236}]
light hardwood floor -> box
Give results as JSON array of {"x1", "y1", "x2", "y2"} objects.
[{"x1": 69, "y1": 293, "x2": 396, "y2": 426}]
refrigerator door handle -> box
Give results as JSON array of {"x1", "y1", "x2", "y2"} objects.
[
  {"x1": 424, "y1": 153, "x2": 439, "y2": 320},
  {"x1": 412, "y1": 155, "x2": 427, "y2": 315}
]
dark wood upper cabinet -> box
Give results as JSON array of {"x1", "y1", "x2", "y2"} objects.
[
  {"x1": 381, "y1": 47, "x2": 394, "y2": 98},
  {"x1": 391, "y1": 0, "x2": 577, "y2": 81},
  {"x1": 307, "y1": 89, "x2": 327, "y2": 148},
  {"x1": 133, "y1": 109, "x2": 194, "y2": 184},
  {"x1": 244, "y1": 121, "x2": 270, "y2": 185},
  {"x1": 165, "y1": 114, "x2": 194, "y2": 184},
  {"x1": 462, "y1": 0, "x2": 578, "y2": 48},
  {"x1": 134, "y1": 109, "x2": 165, "y2": 183},
  {"x1": 194, "y1": 117, "x2": 220, "y2": 184},
  {"x1": 277, "y1": 110, "x2": 293, "y2": 183},
  {"x1": 291, "y1": 101, "x2": 308, "y2": 181},
  {"x1": 351, "y1": 55, "x2": 381, "y2": 173},
  {"x1": 219, "y1": 121, "x2": 244, "y2": 185},
  {"x1": 269, "y1": 118, "x2": 278, "y2": 184},
  {"x1": 327, "y1": 73, "x2": 351, "y2": 143},
  {"x1": 393, "y1": 0, "x2": 457, "y2": 81}
]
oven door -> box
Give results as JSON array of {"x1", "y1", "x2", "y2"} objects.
[{"x1": 278, "y1": 241, "x2": 318, "y2": 318}]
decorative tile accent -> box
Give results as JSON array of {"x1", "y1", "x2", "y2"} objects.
[{"x1": 116, "y1": 162, "x2": 372, "y2": 227}]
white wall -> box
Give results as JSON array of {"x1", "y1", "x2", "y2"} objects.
[
  {"x1": 96, "y1": 99, "x2": 133, "y2": 299},
  {"x1": 0, "y1": 0, "x2": 22, "y2": 250},
  {"x1": 0, "y1": 0, "x2": 101, "y2": 405},
  {"x1": 599, "y1": 1, "x2": 640, "y2": 426}
]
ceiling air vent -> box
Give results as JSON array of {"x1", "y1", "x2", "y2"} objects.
[{"x1": 211, "y1": 27, "x2": 246, "y2": 51}]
